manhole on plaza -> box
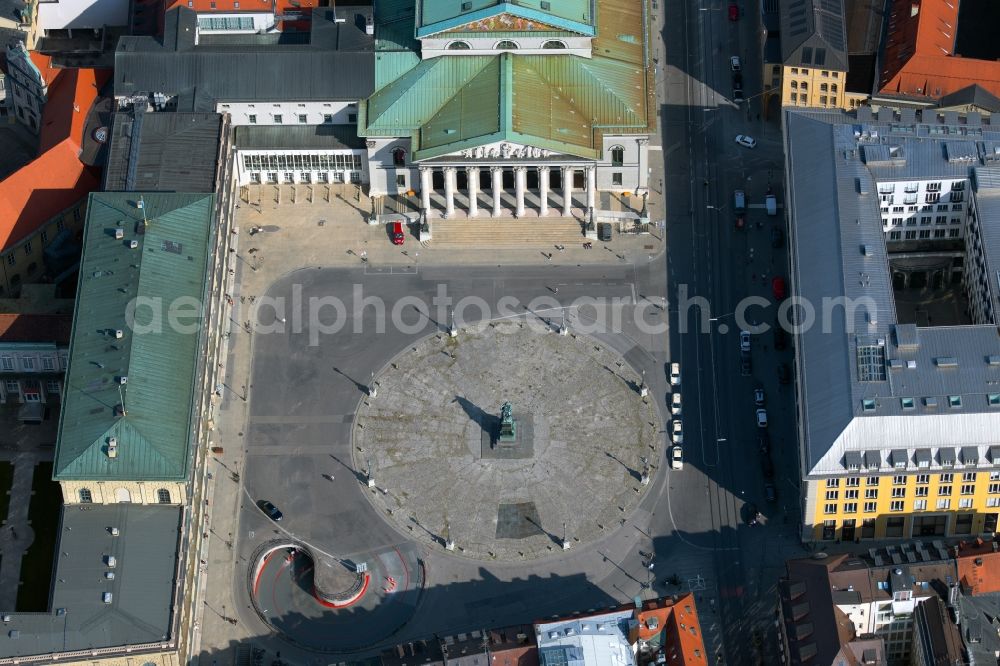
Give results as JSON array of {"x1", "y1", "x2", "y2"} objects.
[{"x1": 354, "y1": 323, "x2": 663, "y2": 561}]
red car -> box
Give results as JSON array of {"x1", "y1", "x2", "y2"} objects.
[
  {"x1": 389, "y1": 221, "x2": 405, "y2": 245},
  {"x1": 735, "y1": 214, "x2": 745, "y2": 230},
  {"x1": 772, "y1": 276, "x2": 786, "y2": 300},
  {"x1": 728, "y1": 3, "x2": 739, "y2": 20}
]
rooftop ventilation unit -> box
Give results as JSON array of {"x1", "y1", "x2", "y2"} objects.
[
  {"x1": 105, "y1": 572, "x2": 115, "y2": 580},
  {"x1": 365, "y1": 14, "x2": 374, "y2": 35},
  {"x1": 105, "y1": 555, "x2": 116, "y2": 568},
  {"x1": 907, "y1": 360, "x2": 917, "y2": 369},
  {"x1": 102, "y1": 592, "x2": 112, "y2": 604},
  {"x1": 988, "y1": 355, "x2": 1000, "y2": 366},
  {"x1": 114, "y1": 228, "x2": 124, "y2": 240},
  {"x1": 114, "y1": 329, "x2": 123, "y2": 339},
  {"x1": 117, "y1": 376, "x2": 127, "y2": 385},
  {"x1": 129, "y1": 240, "x2": 138, "y2": 249},
  {"x1": 110, "y1": 527, "x2": 119, "y2": 536},
  {"x1": 935, "y1": 357, "x2": 958, "y2": 368},
  {"x1": 107, "y1": 437, "x2": 118, "y2": 458}
]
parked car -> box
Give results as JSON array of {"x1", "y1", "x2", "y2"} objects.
[
  {"x1": 771, "y1": 226, "x2": 784, "y2": 248},
  {"x1": 773, "y1": 325, "x2": 787, "y2": 351},
  {"x1": 735, "y1": 134, "x2": 757, "y2": 149},
  {"x1": 598, "y1": 222, "x2": 612, "y2": 242},
  {"x1": 732, "y1": 72, "x2": 743, "y2": 87},
  {"x1": 743, "y1": 502, "x2": 760, "y2": 526},
  {"x1": 764, "y1": 483, "x2": 777, "y2": 502},
  {"x1": 672, "y1": 420, "x2": 683, "y2": 444},
  {"x1": 740, "y1": 330, "x2": 751, "y2": 352},
  {"x1": 733, "y1": 88, "x2": 745, "y2": 103},
  {"x1": 777, "y1": 362, "x2": 791, "y2": 384},
  {"x1": 670, "y1": 446, "x2": 684, "y2": 470},
  {"x1": 753, "y1": 387, "x2": 765, "y2": 406},
  {"x1": 728, "y1": 3, "x2": 739, "y2": 20},
  {"x1": 772, "y1": 276, "x2": 786, "y2": 300},
  {"x1": 756, "y1": 408, "x2": 768, "y2": 428},
  {"x1": 258, "y1": 500, "x2": 283, "y2": 521},
  {"x1": 671, "y1": 392, "x2": 682, "y2": 415},
  {"x1": 740, "y1": 353, "x2": 752, "y2": 377},
  {"x1": 730, "y1": 56, "x2": 741, "y2": 72},
  {"x1": 734, "y1": 213, "x2": 746, "y2": 230},
  {"x1": 389, "y1": 221, "x2": 405, "y2": 245},
  {"x1": 669, "y1": 362, "x2": 681, "y2": 386}
]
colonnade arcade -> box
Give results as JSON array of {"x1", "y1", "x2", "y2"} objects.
[{"x1": 418, "y1": 164, "x2": 597, "y2": 219}]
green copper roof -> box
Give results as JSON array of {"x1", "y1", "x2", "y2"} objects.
[
  {"x1": 54, "y1": 192, "x2": 215, "y2": 482},
  {"x1": 417, "y1": 1, "x2": 595, "y2": 37},
  {"x1": 366, "y1": 0, "x2": 655, "y2": 160}
]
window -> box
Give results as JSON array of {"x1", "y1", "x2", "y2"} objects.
[
  {"x1": 274, "y1": 114, "x2": 283, "y2": 124},
  {"x1": 447, "y1": 40, "x2": 472, "y2": 50},
  {"x1": 990, "y1": 482, "x2": 1000, "y2": 494},
  {"x1": 890, "y1": 500, "x2": 904, "y2": 512},
  {"x1": 988, "y1": 498, "x2": 1000, "y2": 508},
  {"x1": 822, "y1": 520, "x2": 836, "y2": 540},
  {"x1": 496, "y1": 40, "x2": 518, "y2": 50},
  {"x1": 298, "y1": 114, "x2": 307, "y2": 123},
  {"x1": 927, "y1": 182, "x2": 942, "y2": 192},
  {"x1": 961, "y1": 484, "x2": 976, "y2": 495},
  {"x1": 790, "y1": 80, "x2": 798, "y2": 89},
  {"x1": 901, "y1": 397, "x2": 915, "y2": 410},
  {"x1": 612, "y1": 173, "x2": 623, "y2": 186},
  {"x1": 892, "y1": 487, "x2": 906, "y2": 498},
  {"x1": 826, "y1": 490, "x2": 839, "y2": 501},
  {"x1": 963, "y1": 472, "x2": 977, "y2": 482},
  {"x1": 914, "y1": 500, "x2": 927, "y2": 511},
  {"x1": 934, "y1": 229, "x2": 946, "y2": 238},
  {"x1": 819, "y1": 96, "x2": 828, "y2": 106},
  {"x1": 610, "y1": 146, "x2": 625, "y2": 167},
  {"x1": 845, "y1": 489, "x2": 858, "y2": 499},
  {"x1": 949, "y1": 229, "x2": 960, "y2": 238},
  {"x1": 349, "y1": 113, "x2": 357, "y2": 123},
  {"x1": 939, "y1": 486, "x2": 952, "y2": 495},
  {"x1": 827, "y1": 478, "x2": 840, "y2": 488},
  {"x1": 864, "y1": 501, "x2": 877, "y2": 512},
  {"x1": 542, "y1": 40, "x2": 567, "y2": 49},
  {"x1": 832, "y1": 84, "x2": 838, "y2": 92},
  {"x1": 23, "y1": 242, "x2": 31, "y2": 255},
  {"x1": 392, "y1": 148, "x2": 406, "y2": 167},
  {"x1": 846, "y1": 477, "x2": 860, "y2": 487},
  {"x1": 790, "y1": 92, "x2": 798, "y2": 102},
  {"x1": 844, "y1": 502, "x2": 858, "y2": 513},
  {"x1": 6, "y1": 254, "x2": 14, "y2": 267},
  {"x1": 905, "y1": 230, "x2": 917, "y2": 240},
  {"x1": 40, "y1": 230, "x2": 47, "y2": 244},
  {"x1": 157, "y1": 488, "x2": 171, "y2": 504},
  {"x1": 916, "y1": 474, "x2": 929, "y2": 484},
  {"x1": 323, "y1": 114, "x2": 333, "y2": 124},
  {"x1": 925, "y1": 192, "x2": 941, "y2": 203},
  {"x1": 937, "y1": 499, "x2": 951, "y2": 510},
  {"x1": 248, "y1": 114, "x2": 257, "y2": 124},
  {"x1": 915, "y1": 487, "x2": 928, "y2": 497},
  {"x1": 867, "y1": 477, "x2": 879, "y2": 486},
  {"x1": 940, "y1": 473, "x2": 954, "y2": 483},
  {"x1": 959, "y1": 498, "x2": 973, "y2": 509},
  {"x1": 396, "y1": 175, "x2": 406, "y2": 187},
  {"x1": 824, "y1": 503, "x2": 837, "y2": 514},
  {"x1": 820, "y1": 83, "x2": 828, "y2": 92},
  {"x1": 45, "y1": 380, "x2": 59, "y2": 393},
  {"x1": 893, "y1": 475, "x2": 906, "y2": 485},
  {"x1": 0, "y1": 356, "x2": 12, "y2": 371},
  {"x1": 40, "y1": 357, "x2": 54, "y2": 371},
  {"x1": 865, "y1": 488, "x2": 878, "y2": 499},
  {"x1": 79, "y1": 488, "x2": 93, "y2": 503},
  {"x1": 21, "y1": 357, "x2": 34, "y2": 371},
  {"x1": 4, "y1": 379, "x2": 18, "y2": 392}
]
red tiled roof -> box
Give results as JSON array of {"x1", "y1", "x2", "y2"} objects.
[
  {"x1": 0, "y1": 314, "x2": 73, "y2": 345},
  {"x1": 638, "y1": 593, "x2": 708, "y2": 665},
  {"x1": 0, "y1": 66, "x2": 107, "y2": 252},
  {"x1": 878, "y1": 0, "x2": 1000, "y2": 100},
  {"x1": 28, "y1": 51, "x2": 59, "y2": 87},
  {"x1": 956, "y1": 539, "x2": 1000, "y2": 595},
  {"x1": 164, "y1": 0, "x2": 271, "y2": 13}
]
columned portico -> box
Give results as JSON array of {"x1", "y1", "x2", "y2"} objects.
[
  {"x1": 562, "y1": 167, "x2": 573, "y2": 218},
  {"x1": 586, "y1": 166, "x2": 596, "y2": 212},
  {"x1": 443, "y1": 166, "x2": 456, "y2": 218},
  {"x1": 491, "y1": 166, "x2": 503, "y2": 218},
  {"x1": 539, "y1": 166, "x2": 550, "y2": 217},
  {"x1": 514, "y1": 166, "x2": 526, "y2": 218},
  {"x1": 420, "y1": 166, "x2": 432, "y2": 212},
  {"x1": 467, "y1": 167, "x2": 479, "y2": 217}
]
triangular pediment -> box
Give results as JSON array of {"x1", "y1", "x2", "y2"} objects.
[
  {"x1": 435, "y1": 140, "x2": 572, "y2": 161},
  {"x1": 443, "y1": 13, "x2": 568, "y2": 34}
]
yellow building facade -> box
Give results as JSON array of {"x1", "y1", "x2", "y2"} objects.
[
  {"x1": 806, "y1": 470, "x2": 1000, "y2": 542},
  {"x1": 779, "y1": 65, "x2": 858, "y2": 110},
  {"x1": 0, "y1": 194, "x2": 88, "y2": 297}
]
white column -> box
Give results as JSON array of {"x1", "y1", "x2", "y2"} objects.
[
  {"x1": 586, "y1": 165, "x2": 596, "y2": 212},
  {"x1": 562, "y1": 166, "x2": 573, "y2": 217},
  {"x1": 491, "y1": 166, "x2": 503, "y2": 217},
  {"x1": 636, "y1": 137, "x2": 649, "y2": 194},
  {"x1": 467, "y1": 167, "x2": 479, "y2": 218},
  {"x1": 539, "y1": 166, "x2": 550, "y2": 217},
  {"x1": 420, "y1": 167, "x2": 432, "y2": 212},
  {"x1": 444, "y1": 166, "x2": 455, "y2": 219},
  {"x1": 514, "y1": 167, "x2": 526, "y2": 218}
]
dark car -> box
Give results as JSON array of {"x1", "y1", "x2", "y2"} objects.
[
  {"x1": 757, "y1": 433, "x2": 770, "y2": 454},
  {"x1": 764, "y1": 483, "x2": 777, "y2": 502},
  {"x1": 598, "y1": 222, "x2": 612, "y2": 242},
  {"x1": 735, "y1": 213, "x2": 745, "y2": 230},
  {"x1": 740, "y1": 349, "x2": 752, "y2": 376},
  {"x1": 733, "y1": 72, "x2": 743, "y2": 88},
  {"x1": 728, "y1": 3, "x2": 739, "y2": 20},
  {"x1": 743, "y1": 502, "x2": 760, "y2": 526},
  {"x1": 777, "y1": 362, "x2": 792, "y2": 384},
  {"x1": 772, "y1": 276, "x2": 786, "y2": 300},
  {"x1": 760, "y1": 454, "x2": 775, "y2": 478},
  {"x1": 773, "y1": 325, "x2": 787, "y2": 351},
  {"x1": 258, "y1": 500, "x2": 283, "y2": 521},
  {"x1": 771, "y1": 226, "x2": 784, "y2": 248}
]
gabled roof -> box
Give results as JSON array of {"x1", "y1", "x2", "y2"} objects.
[
  {"x1": 937, "y1": 84, "x2": 1000, "y2": 113},
  {"x1": 416, "y1": 1, "x2": 595, "y2": 38},
  {"x1": 779, "y1": 0, "x2": 848, "y2": 70},
  {"x1": 362, "y1": 0, "x2": 653, "y2": 160},
  {"x1": 54, "y1": 192, "x2": 215, "y2": 482}
]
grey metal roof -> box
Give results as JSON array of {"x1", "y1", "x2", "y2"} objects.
[
  {"x1": 0, "y1": 504, "x2": 181, "y2": 658},
  {"x1": 938, "y1": 85, "x2": 1000, "y2": 113},
  {"x1": 779, "y1": 0, "x2": 848, "y2": 70},
  {"x1": 783, "y1": 109, "x2": 1000, "y2": 477},
  {"x1": 104, "y1": 111, "x2": 224, "y2": 192},
  {"x1": 233, "y1": 124, "x2": 366, "y2": 151},
  {"x1": 114, "y1": 7, "x2": 375, "y2": 105}
]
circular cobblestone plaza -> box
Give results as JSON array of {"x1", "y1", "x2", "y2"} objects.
[{"x1": 354, "y1": 322, "x2": 663, "y2": 560}]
